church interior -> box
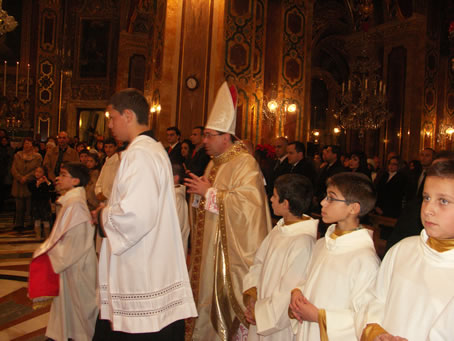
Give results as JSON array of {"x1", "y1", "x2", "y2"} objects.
[{"x1": 0, "y1": 0, "x2": 453, "y2": 339}]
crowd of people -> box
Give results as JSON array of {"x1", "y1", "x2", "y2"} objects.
[{"x1": 1, "y1": 83, "x2": 453, "y2": 341}]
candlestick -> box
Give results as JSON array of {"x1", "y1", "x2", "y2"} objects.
[
  {"x1": 365, "y1": 78, "x2": 368, "y2": 90},
  {"x1": 348, "y1": 80, "x2": 351, "y2": 91},
  {"x1": 3, "y1": 61, "x2": 6, "y2": 96},
  {"x1": 26, "y1": 64, "x2": 30, "y2": 98},
  {"x1": 341, "y1": 82, "x2": 345, "y2": 95},
  {"x1": 15, "y1": 61, "x2": 19, "y2": 97}
]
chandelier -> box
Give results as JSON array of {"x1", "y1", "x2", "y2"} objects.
[
  {"x1": 334, "y1": 41, "x2": 392, "y2": 137},
  {"x1": 0, "y1": 0, "x2": 17, "y2": 35}
]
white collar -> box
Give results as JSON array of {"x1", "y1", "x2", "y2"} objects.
[{"x1": 276, "y1": 216, "x2": 318, "y2": 238}]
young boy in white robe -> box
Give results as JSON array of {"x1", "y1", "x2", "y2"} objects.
[
  {"x1": 242, "y1": 174, "x2": 318, "y2": 340},
  {"x1": 172, "y1": 162, "x2": 190, "y2": 256},
  {"x1": 31, "y1": 162, "x2": 98, "y2": 341},
  {"x1": 360, "y1": 160, "x2": 454, "y2": 341},
  {"x1": 289, "y1": 172, "x2": 380, "y2": 341}
]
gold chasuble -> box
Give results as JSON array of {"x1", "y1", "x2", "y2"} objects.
[{"x1": 187, "y1": 142, "x2": 272, "y2": 341}]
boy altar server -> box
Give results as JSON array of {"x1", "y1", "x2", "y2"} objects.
[
  {"x1": 92, "y1": 89, "x2": 197, "y2": 340},
  {"x1": 243, "y1": 174, "x2": 318, "y2": 341},
  {"x1": 290, "y1": 172, "x2": 380, "y2": 341},
  {"x1": 29, "y1": 162, "x2": 98, "y2": 341},
  {"x1": 361, "y1": 160, "x2": 454, "y2": 341}
]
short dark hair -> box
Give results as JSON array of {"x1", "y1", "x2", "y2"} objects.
[
  {"x1": 167, "y1": 126, "x2": 181, "y2": 136},
  {"x1": 104, "y1": 138, "x2": 117, "y2": 146},
  {"x1": 36, "y1": 165, "x2": 49, "y2": 178},
  {"x1": 274, "y1": 174, "x2": 313, "y2": 216},
  {"x1": 79, "y1": 149, "x2": 90, "y2": 156},
  {"x1": 327, "y1": 145, "x2": 340, "y2": 158},
  {"x1": 427, "y1": 160, "x2": 454, "y2": 179},
  {"x1": 289, "y1": 141, "x2": 306, "y2": 157},
  {"x1": 108, "y1": 88, "x2": 150, "y2": 125},
  {"x1": 193, "y1": 126, "x2": 204, "y2": 134},
  {"x1": 434, "y1": 150, "x2": 454, "y2": 161},
  {"x1": 326, "y1": 172, "x2": 376, "y2": 217},
  {"x1": 171, "y1": 162, "x2": 185, "y2": 184},
  {"x1": 61, "y1": 162, "x2": 90, "y2": 187}
]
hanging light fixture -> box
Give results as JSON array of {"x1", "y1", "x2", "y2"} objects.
[
  {"x1": 0, "y1": 0, "x2": 17, "y2": 36},
  {"x1": 334, "y1": 35, "x2": 392, "y2": 137}
]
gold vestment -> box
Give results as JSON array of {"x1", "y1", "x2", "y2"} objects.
[{"x1": 187, "y1": 143, "x2": 272, "y2": 341}]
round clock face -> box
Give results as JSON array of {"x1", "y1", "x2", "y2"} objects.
[{"x1": 186, "y1": 77, "x2": 198, "y2": 90}]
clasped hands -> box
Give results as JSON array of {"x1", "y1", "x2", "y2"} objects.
[{"x1": 289, "y1": 289, "x2": 319, "y2": 323}]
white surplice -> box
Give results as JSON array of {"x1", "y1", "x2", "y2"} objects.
[
  {"x1": 95, "y1": 152, "x2": 120, "y2": 201},
  {"x1": 32, "y1": 186, "x2": 98, "y2": 341},
  {"x1": 362, "y1": 229, "x2": 454, "y2": 341},
  {"x1": 98, "y1": 135, "x2": 197, "y2": 333},
  {"x1": 243, "y1": 217, "x2": 318, "y2": 341},
  {"x1": 294, "y1": 225, "x2": 380, "y2": 341},
  {"x1": 175, "y1": 184, "x2": 190, "y2": 256}
]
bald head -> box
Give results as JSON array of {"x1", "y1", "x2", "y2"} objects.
[
  {"x1": 57, "y1": 131, "x2": 70, "y2": 149},
  {"x1": 274, "y1": 137, "x2": 288, "y2": 158}
]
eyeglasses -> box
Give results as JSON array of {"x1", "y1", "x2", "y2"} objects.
[
  {"x1": 203, "y1": 133, "x2": 223, "y2": 139},
  {"x1": 324, "y1": 195, "x2": 349, "y2": 204}
]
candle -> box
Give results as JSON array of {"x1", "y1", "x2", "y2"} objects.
[
  {"x1": 348, "y1": 80, "x2": 351, "y2": 91},
  {"x1": 15, "y1": 61, "x2": 19, "y2": 97},
  {"x1": 342, "y1": 82, "x2": 345, "y2": 95},
  {"x1": 26, "y1": 64, "x2": 30, "y2": 98},
  {"x1": 3, "y1": 61, "x2": 6, "y2": 96},
  {"x1": 365, "y1": 78, "x2": 368, "y2": 90},
  {"x1": 383, "y1": 84, "x2": 386, "y2": 96},
  {"x1": 379, "y1": 80, "x2": 383, "y2": 92}
]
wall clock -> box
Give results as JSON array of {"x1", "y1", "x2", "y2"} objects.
[{"x1": 186, "y1": 76, "x2": 199, "y2": 90}]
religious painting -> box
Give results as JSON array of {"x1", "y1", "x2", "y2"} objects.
[{"x1": 77, "y1": 20, "x2": 111, "y2": 79}]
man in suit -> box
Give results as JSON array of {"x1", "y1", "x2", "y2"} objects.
[
  {"x1": 314, "y1": 145, "x2": 345, "y2": 204},
  {"x1": 187, "y1": 126, "x2": 210, "y2": 176},
  {"x1": 43, "y1": 131, "x2": 79, "y2": 182},
  {"x1": 287, "y1": 141, "x2": 316, "y2": 185},
  {"x1": 166, "y1": 126, "x2": 184, "y2": 164}
]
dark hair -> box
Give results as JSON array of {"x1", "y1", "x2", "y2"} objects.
[
  {"x1": 171, "y1": 162, "x2": 185, "y2": 184},
  {"x1": 274, "y1": 174, "x2": 313, "y2": 216},
  {"x1": 23, "y1": 137, "x2": 34, "y2": 144},
  {"x1": 327, "y1": 145, "x2": 340, "y2": 158},
  {"x1": 193, "y1": 126, "x2": 204, "y2": 134},
  {"x1": 79, "y1": 148, "x2": 90, "y2": 156},
  {"x1": 104, "y1": 138, "x2": 117, "y2": 146},
  {"x1": 427, "y1": 160, "x2": 454, "y2": 179},
  {"x1": 86, "y1": 151, "x2": 99, "y2": 165},
  {"x1": 36, "y1": 165, "x2": 48, "y2": 178},
  {"x1": 434, "y1": 150, "x2": 454, "y2": 161},
  {"x1": 350, "y1": 151, "x2": 371, "y2": 177},
  {"x1": 326, "y1": 172, "x2": 376, "y2": 217},
  {"x1": 108, "y1": 88, "x2": 150, "y2": 125},
  {"x1": 61, "y1": 162, "x2": 90, "y2": 187},
  {"x1": 181, "y1": 139, "x2": 194, "y2": 157},
  {"x1": 424, "y1": 147, "x2": 436, "y2": 156},
  {"x1": 167, "y1": 126, "x2": 181, "y2": 136},
  {"x1": 409, "y1": 159, "x2": 422, "y2": 173},
  {"x1": 288, "y1": 141, "x2": 306, "y2": 158}
]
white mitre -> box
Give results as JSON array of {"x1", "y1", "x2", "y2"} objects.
[{"x1": 205, "y1": 81, "x2": 238, "y2": 135}]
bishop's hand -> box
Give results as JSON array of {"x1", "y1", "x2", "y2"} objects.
[{"x1": 184, "y1": 172, "x2": 211, "y2": 197}]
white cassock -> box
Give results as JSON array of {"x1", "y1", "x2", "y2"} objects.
[
  {"x1": 94, "y1": 152, "x2": 120, "y2": 201},
  {"x1": 32, "y1": 186, "x2": 98, "y2": 341},
  {"x1": 98, "y1": 135, "x2": 197, "y2": 333},
  {"x1": 175, "y1": 184, "x2": 190, "y2": 256},
  {"x1": 362, "y1": 229, "x2": 454, "y2": 341},
  {"x1": 428, "y1": 296, "x2": 454, "y2": 341},
  {"x1": 293, "y1": 225, "x2": 380, "y2": 341},
  {"x1": 243, "y1": 217, "x2": 318, "y2": 341}
]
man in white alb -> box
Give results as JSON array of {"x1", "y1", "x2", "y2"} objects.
[{"x1": 92, "y1": 88, "x2": 197, "y2": 341}]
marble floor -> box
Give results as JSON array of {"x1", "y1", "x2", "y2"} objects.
[{"x1": 0, "y1": 204, "x2": 48, "y2": 341}]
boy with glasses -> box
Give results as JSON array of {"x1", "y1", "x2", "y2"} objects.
[{"x1": 289, "y1": 172, "x2": 380, "y2": 341}]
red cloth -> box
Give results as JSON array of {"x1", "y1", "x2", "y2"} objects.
[
  {"x1": 28, "y1": 253, "x2": 59, "y2": 299},
  {"x1": 168, "y1": 146, "x2": 173, "y2": 154}
]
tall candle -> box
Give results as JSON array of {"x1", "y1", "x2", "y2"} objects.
[
  {"x1": 26, "y1": 64, "x2": 30, "y2": 98},
  {"x1": 3, "y1": 61, "x2": 6, "y2": 96},
  {"x1": 15, "y1": 61, "x2": 19, "y2": 97}
]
